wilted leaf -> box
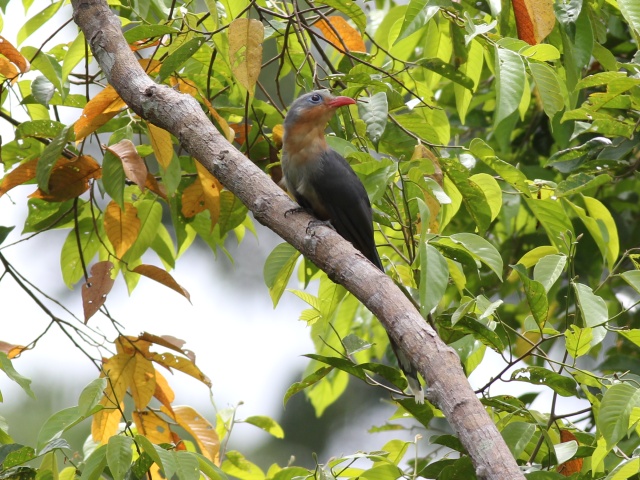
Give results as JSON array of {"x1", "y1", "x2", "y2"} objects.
[
  {"x1": 30, "y1": 155, "x2": 102, "y2": 202},
  {"x1": 165, "y1": 406, "x2": 220, "y2": 463},
  {"x1": 182, "y1": 179, "x2": 207, "y2": 218},
  {"x1": 557, "y1": 430, "x2": 583, "y2": 475},
  {"x1": 0, "y1": 35, "x2": 30, "y2": 73},
  {"x1": 0, "y1": 57, "x2": 19, "y2": 82},
  {"x1": 105, "y1": 139, "x2": 148, "y2": 191},
  {"x1": 512, "y1": 0, "x2": 555, "y2": 45},
  {"x1": 132, "y1": 264, "x2": 190, "y2": 301},
  {"x1": 229, "y1": 18, "x2": 264, "y2": 94},
  {"x1": 82, "y1": 261, "x2": 115, "y2": 323},
  {"x1": 75, "y1": 85, "x2": 126, "y2": 141},
  {"x1": 0, "y1": 341, "x2": 28, "y2": 359},
  {"x1": 315, "y1": 16, "x2": 366, "y2": 53},
  {"x1": 152, "y1": 369, "x2": 176, "y2": 412},
  {"x1": 104, "y1": 201, "x2": 141, "y2": 258}
]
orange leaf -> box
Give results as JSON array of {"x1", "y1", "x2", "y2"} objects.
[
  {"x1": 151, "y1": 352, "x2": 211, "y2": 387},
  {"x1": 199, "y1": 95, "x2": 234, "y2": 143},
  {"x1": 75, "y1": 85, "x2": 127, "y2": 141},
  {"x1": 229, "y1": 123, "x2": 251, "y2": 146},
  {"x1": 315, "y1": 16, "x2": 366, "y2": 53},
  {"x1": 196, "y1": 162, "x2": 222, "y2": 226},
  {"x1": 271, "y1": 124, "x2": 284, "y2": 149},
  {"x1": 132, "y1": 411, "x2": 173, "y2": 444},
  {"x1": 132, "y1": 264, "x2": 190, "y2": 301},
  {"x1": 153, "y1": 369, "x2": 176, "y2": 413},
  {"x1": 0, "y1": 35, "x2": 30, "y2": 73},
  {"x1": 105, "y1": 139, "x2": 148, "y2": 191},
  {"x1": 557, "y1": 430, "x2": 583, "y2": 476},
  {"x1": 0, "y1": 57, "x2": 19, "y2": 83},
  {"x1": 92, "y1": 398, "x2": 122, "y2": 443},
  {"x1": 181, "y1": 179, "x2": 206, "y2": 218},
  {"x1": 144, "y1": 172, "x2": 168, "y2": 200},
  {"x1": 130, "y1": 39, "x2": 161, "y2": 52},
  {"x1": 29, "y1": 155, "x2": 102, "y2": 202},
  {"x1": 147, "y1": 123, "x2": 174, "y2": 169},
  {"x1": 512, "y1": 0, "x2": 555, "y2": 45},
  {"x1": 104, "y1": 201, "x2": 141, "y2": 258},
  {"x1": 82, "y1": 261, "x2": 115, "y2": 323},
  {"x1": 164, "y1": 405, "x2": 220, "y2": 463},
  {"x1": 0, "y1": 341, "x2": 28, "y2": 359},
  {"x1": 0, "y1": 158, "x2": 38, "y2": 197},
  {"x1": 139, "y1": 58, "x2": 162, "y2": 74}
]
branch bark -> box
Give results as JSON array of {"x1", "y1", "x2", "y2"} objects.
[{"x1": 71, "y1": 1, "x2": 524, "y2": 478}]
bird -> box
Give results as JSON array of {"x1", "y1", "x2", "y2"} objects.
[{"x1": 281, "y1": 89, "x2": 424, "y2": 403}]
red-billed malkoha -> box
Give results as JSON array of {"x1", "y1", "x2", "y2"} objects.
[{"x1": 281, "y1": 90, "x2": 424, "y2": 403}]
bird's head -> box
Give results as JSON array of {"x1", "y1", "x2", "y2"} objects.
[{"x1": 283, "y1": 90, "x2": 356, "y2": 133}]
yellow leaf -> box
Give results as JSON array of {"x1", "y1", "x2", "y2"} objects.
[
  {"x1": 132, "y1": 411, "x2": 173, "y2": 444},
  {"x1": 147, "y1": 123, "x2": 174, "y2": 169},
  {"x1": 92, "y1": 398, "x2": 122, "y2": 443},
  {"x1": 115, "y1": 335, "x2": 152, "y2": 356},
  {"x1": 0, "y1": 341, "x2": 28, "y2": 359},
  {"x1": 228, "y1": 18, "x2": 264, "y2": 94},
  {"x1": 0, "y1": 35, "x2": 30, "y2": 73},
  {"x1": 130, "y1": 355, "x2": 156, "y2": 410},
  {"x1": 271, "y1": 124, "x2": 284, "y2": 149},
  {"x1": 139, "y1": 58, "x2": 162, "y2": 74},
  {"x1": 102, "y1": 353, "x2": 135, "y2": 403},
  {"x1": 105, "y1": 139, "x2": 148, "y2": 191},
  {"x1": 153, "y1": 369, "x2": 176, "y2": 413},
  {"x1": 75, "y1": 85, "x2": 126, "y2": 141},
  {"x1": 104, "y1": 201, "x2": 141, "y2": 258},
  {"x1": 0, "y1": 57, "x2": 19, "y2": 82},
  {"x1": 151, "y1": 352, "x2": 211, "y2": 387},
  {"x1": 181, "y1": 179, "x2": 207, "y2": 218},
  {"x1": 512, "y1": 0, "x2": 555, "y2": 45},
  {"x1": 196, "y1": 162, "x2": 221, "y2": 227},
  {"x1": 199, "y1": 95, "x2": 234, "y2": 142},
  {"x1": 132, "y1": 264, "x2": 190, "y2": 301},
  {"x1": 315, "y1": 16, "x2": 366, "y2": 53},
  {"x1": 164, "y1": 405, "x2": 220, "y2": 464}
]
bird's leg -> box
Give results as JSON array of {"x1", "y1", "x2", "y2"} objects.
[{"x1": 306, "y1": 219, "x2": 335, "y2": 235}]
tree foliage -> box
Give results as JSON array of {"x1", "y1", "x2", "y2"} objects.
[{"x1": 1, "y1": 0, "x2": 640, "y2": 478}]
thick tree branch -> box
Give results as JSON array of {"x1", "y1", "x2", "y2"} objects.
[{"x1": 71, "y1": 1, "x2": 524, "y2": 478}]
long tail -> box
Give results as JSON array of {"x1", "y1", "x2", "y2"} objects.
[{"x1": 369, "y1": 250, "x2": 424, "y2": 404}]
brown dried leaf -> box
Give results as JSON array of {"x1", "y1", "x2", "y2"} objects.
[
  {"x1": 512, "y1": 0, "x2": 555, "y2": 45},
  {"x1": 0, "y1": 158, "x2": 38, "y2": 197},
  {"x1": 151, "y1": 352, "x2": 211, "y2": 387},
  {"x1": 104, "y1": 201, "x2": 141, "y2": 258},
  {"x1": 105, "y1": 139, "x2": 148, "y2": 191},
  {"x1": 315, "y1": 16, "x2": 366, "y2": 53},
  {"x1": 181, "y1": 179, "x2": 206, "y2": 218},
  {"x1": 557, "y1": 430, "x2": 583, "y2": 476},
  {"x1": 147, "y1": 123, "x2": 174, "y2": 169},
  {"x1": 29, "y1": 155, "x2": 102, "y2": 202},
  {"x1": 163, "y1": 405, "x2": 220, "y2": 463},
  {"x1": 138, "y1": 332, "x2": 196, "y2": 363},
  {"x1": 0, "y1": 35, "x2": 30, "y2": 73},
  {"x1": 132, "y1": 264, "x2": 190, "y2": 301},
  {"x1": 132, "y1": 411, "x2": 173, "y2": 444},
  {"x1": 228, "y1": 18, "x2": 264, "y2": 94},
  {"x1": 144, "y1": 173, "x2": 168, "y2": 200},
  {"x1": 75, "y1": 85, "x2": 127, "y2": 141},
  {"x1": 82, "y1": 261, "x2": 115, "y2": 323}
]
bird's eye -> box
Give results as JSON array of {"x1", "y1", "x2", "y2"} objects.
[{"x1": 310, "y1": 93, "x2": 321, "y2": 102}]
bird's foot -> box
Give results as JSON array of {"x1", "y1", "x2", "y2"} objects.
[
  {"x1": 284, "y1": 206, "x2": 305, "y2": 217},
  {"x1": 306, "y1": 219, "x2": 335, "y2": 235}
]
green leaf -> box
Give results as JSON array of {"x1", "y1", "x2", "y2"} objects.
[
  {"x1": 78, "y1": 378, "x2": 108, "y2": 417},
  {"x1": 621, "y1": 271, "x2": 640, "y2": 295},
  {"x1": 194, "y1": 453, "x2": 228, "y2": 480},
  {"x1": 102, "y1": 150, "x2": 126, "y2": 209},
  {"x1": 62, "y1": 32, "x2": 86, "y2": 86},
  {"x1": 573, "y1": 282, "x2": 608, "y2": 327},
  {"x1": 512, "y1": 264, "x2": 548, "y2": 327},
  {"x1": 36, "y1": 407, "x2": 84, "y2": 452},
  {"x1": 523, "y1": 197, "x2": 573, "y2": 254},
  {"x1": 454, "y1": 39, "x2": 483, "y2": 124},
  {"x1": 494, "y1": 47, "x2": 525, "y2": 126},
  {"x1": 134, "y1": 436, "x2": 163, "y2": 470},
  {"x1": 263, "y1": 243, "x2": 300, "y2": 307},
  {"x1": 463, "y1": 12, "x2": 497, "y2": 45},
  {"x1": 555, "y1": 173, "x2": 612, "y2": 197},
  {"x1": 395, "y1": 0, "x2": 441, "y2": 43},
  {"x1": 0, "y1": 353, "x2": 35, "y2": 399},
  {"x1": 283, "y1": 366, "x2": 333, "y2": 406},
  {"x1": 0, "y1": 226, "x2": 14, "y2": 245},
  {"x1": 17, "y1": 1, "x2": 63, "y2": 45},
  {"x1": 528, "y1": 61, "x2": 564, "y2": 119},
  {"x1": 22, "y1": 47, "x2": 65, "y2": 98},
  {"x1": 469, "y1": 173, "x2": 501, "y2": 221},
  {"x1": 533, "y1": 254, "x2": 566, "y2": 292},
  {"x1": 80, "y1": 445, "x2": 107, "y2": 480},
  {"x1": 31, "y1": 76, "x2": 55, "y2": 107},
  {"x1": 605, "y1": 457, "x2": 640, "y2": 480},
  {"x1": 468, "y1": 139, "x2": 530, "y2": 196},
  {"x1": 15, "y1": 120, "x2": 65, "y2": 140},
  {"x1": 342, "y1": 334, "x2": 372, "y2": 355},
  {"x1": 565, "y1": 325, "x2": 593, "y2": 358},
  {"x1": 394, "y1": 398, "x2": 434, "y2": 428},
  {"x1": 60, "y1": 217, "x2": 101, "y2": 288},
  {"x1": 36, "y1": 125, "x2": 75, "y2": 193},
  {"x1": 123, "y1": 25, "x2": 178, "y2": 44},
  {"x1": 242, "y1": 416, "x2": 284, "y2": 439},
  {"x1": 554, "y1": 439, "x2": 578, "y2": 465},
  {"x1": 357, "y1": 92, "x2": 387, "y2": 144},
  {"x1": 440, "y1": 158, "x2": 492, "y2": 233},
  {"x1": 174, "y1": 451, "x2": 199, "y2": 480},
  {"x1": 3, "y1": 446, "x2": 36, "y2": 468},
  {"x1": 316, "y1": 0, "x2": 367, "y2": 33},
  {"x1": 618, "y1": 0, "x2": 640, "y2": 38},
  {"x1": 304, "y1": 354, "x2": 367, "y2": 381},
  {"x1": 450, "y1": 233, "x2": 503, "y2": 280},
  {"x1": 107, "y1": 436, "x2": 133, "y2": 480},
  {"x1": 500, "y1": 422, "x2": 535, "y2": 459},
  {"x1": 158, "y1": 37, "x2": 206, "y2": 82},
  {"x1": 510, "y1": 367, "x2": 577, "y2": 397},
  {"x1": 416, "y1": 58, "x2": 474, "y2": 90},
  {"x1": 597, "y1": 383, "x2": 640, "y2": 449},
  {"x1": 221, "y1": 451, "x2": 265, "y2": 480},
  {"x1": 419, "y1": 242, "x2": 448, "y2": 317}
]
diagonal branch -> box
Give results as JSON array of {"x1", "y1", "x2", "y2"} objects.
[{"x1": 70, "y1": 1, "x2": 524, "y2": 478}]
